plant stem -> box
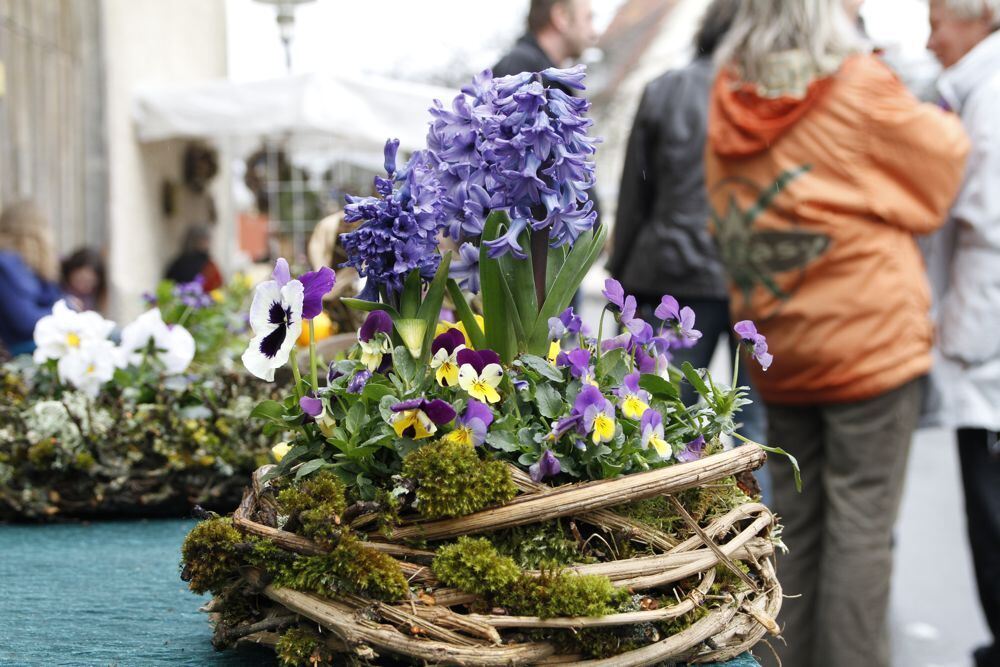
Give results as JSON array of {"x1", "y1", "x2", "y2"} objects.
[
  {"x1": 289, "y1": 357, "x2": 303, "y2": 400},
  {"x1": 595, "y1": 305, "x2": 610, "y2": 366},
  {"x1": 308, "y1": 320, "x2": 319, "y2": 391},
  {"x1": 731, "y1": 347, "x2": 741, "y2": 392}
]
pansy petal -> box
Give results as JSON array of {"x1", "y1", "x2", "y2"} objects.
[
  {"x1": 299, "y1": 266, "x2": 336, "y2": 320},
  {"x1": 423, "y1": 399, "x2": 457, "y2": 425},
  {"x1": 479, "y1": 363, "x2": 504, "y2": 387},
  {"x1": 300, "y1": 395, "x2": 324, "y2": 417},
  {"x1": 273, "y1": 258, "x2": 291, "y2": 287}
]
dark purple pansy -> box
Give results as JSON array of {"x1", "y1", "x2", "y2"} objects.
[
  {"x1": 391, "y1": 398, "x2": 457, "y2": 425},
  {"x1": 328, "y1": 362, "x2": 344, "y2": 383},
  {"x1": 360, "y1": 310, "x2": 393, "y2": 342},
  {"x1": 432, "y1": 328, "x2": 466, "y2": 355},
  {"x1": 456, "y1": 348, "x2": 501, "y2": 374},
  {"x1": 530, "y1": 449, "x2": 562, "y2": 482}
]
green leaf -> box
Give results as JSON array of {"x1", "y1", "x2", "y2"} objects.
[
  {"x1": 535, "y1": 383, "x2": 564, "y2": 419},
  {"x1": 395, "y1": 318, "x2": 427, "y2": 359},
  {"x1": 446, "y1": 280, "x2": 486, "y2": 350},
  {"x1": 378, "y1": 394, "x2": 398, "y2": 425},
  {"x1": 391, "y1": 346, "x2": 417, "y2": 386},
  {"x1": 680, "y1": 361, "x2": 713, "y2": 401},
  {"x1": 361, "y1": 382, "x2": 393, "y2": 403},
  {"x1": 518, "y1": 354, "x2": 563, "y2": 382},
  {"x1": 399, "y1": 268, "x2": 423, "y2": 318},
  {"x1": 250, "y1": 400, "x2": 285, "y2": 423},
  {"x1": 480, "y1": 211, "x2": 515, "y2": 361},
  {"x1": 486, "y1": 430, "x2": 521, "y2": 452},
  {"x1": 545, "y1": 245, "x2": 568, "y2": 294},
  {"x1": 346, "y1": 402, "x2": 367, "y2": 436},
  {"x1": 527, "y1": 225, "x2": 607, "y2": 353},
  {"x1": 341, "y1": 298, "x2": 401, "y2": 320},
  {"x1": 757, "y1": 443, "x2": 802, "y2": 492},
  {"x1": 416, "y1": 251, "x2": 453, "y2": 365},
  {"x1": 295, "y1": 458, "x2": 328, "y2": 479},
  {"x1": 639, "y1": 374, "x2": 680, "y2": 401},
  {"x1": 498, "y1": 230, "x2": 538, "y2": 346}
]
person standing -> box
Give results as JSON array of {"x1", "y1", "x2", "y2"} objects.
[
  {"x1": 608, "y1": 0, "x2": 769, "y2": 462},
  {"x1": 926, "y1": 2, "x2": 1000, "y2": 665},
  {"x1": 705, "y1": 1, "x2": 969, "y2": 665},
  {"x1": 492, "y1": 0, "x2": 596, "y2": 88},
  {"x1": 0, "y1": 201, "x2": 63, "y2": 356}
]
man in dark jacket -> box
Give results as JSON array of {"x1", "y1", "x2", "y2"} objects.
[
  {"x1": 493, "y1": 0, "x2": 596, "y2": 88},
  {"x1": 608, "y1": 0, "x2": 768, "y2": 460}
]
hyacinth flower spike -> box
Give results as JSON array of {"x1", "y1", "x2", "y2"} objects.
[
  {"x1": 430, "y1": 328, "x2": 466, "y2": 387},
  {"x1": 389, "y1": 398, "x2": 456, "y2": 440},
  {"x1": 457, "y1": 348, "x2": 503, "y2": 404}
]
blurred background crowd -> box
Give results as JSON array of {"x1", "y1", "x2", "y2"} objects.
[{"x1": 0, "y1": 0, "x2": 998, "y2": 665}]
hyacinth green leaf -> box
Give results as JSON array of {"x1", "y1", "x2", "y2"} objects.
[
  {"x1": 341, "y1": 298, "x2": 400, "y2": 320},
  {"x1": 399, "y1": 268, "x2": 423, "y2": 319},
  {"x1": 545, "y1": 245, "x2": 568, "y2": 294},
  {"x1": 498, "y1": 229, "x2": 537, "y2": 347},
  {"x1": 416, "y1": 251, "x2": 452, "y2": 365},
  {"x1": 480, "y1": 211, "x2": 515, "y2": 362},
  {"x1": 446, "y1": 279, "x2": 487, "y2": 350},
  {"x1": 527, "y1": 224, "x2": 607, "y2": 353}
]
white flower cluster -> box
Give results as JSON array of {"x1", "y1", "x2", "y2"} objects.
[{"x1": 32, "y1": 300, "x2": 196, "y2": 398}]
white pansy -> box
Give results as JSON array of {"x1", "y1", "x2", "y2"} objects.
[
  {"x1": 57, "y1": 339, "x2": 118, "y2": 398},
  {"x1": 241, "y1": 279, "x2": 304, "y2": 381},
  {"x1": 33, "y1": 300, "x2": 116, "y2": 364},
  {"x1": 117, "y1": 308, "x2": 196, "y2": 375}
]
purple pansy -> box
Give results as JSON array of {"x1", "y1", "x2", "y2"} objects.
[
  {"x1": 676, "y1": 435, "x2": 706, "y2": 463},
  {"x1": 299, "y1": 267, "x2": 336, "y2": 320},
  {"x1": 734, "y1": 320, "x2": 773, "y2": 371},
  {"x1": 432, "y1": 328, "x2": 466, "y2": 355},
  {"x1": 390, "y1": 397, "x2": 457, "y2": 440},
  {"x1": 574, "y1": 384, "x2": 616, "y2": 444},
  {"x1": 548, "y1": 307, "x2": 583, "y2": 340},
  {"x1": 242, "y1": 258, "x2": 304, "y2": 381},
  {"x1": 456, "y1": 348, "x2": 501, "y2": 374},
  {"x1": 359, "y1": 311, "x2": 392, "y2": 342},
  {"x1": 347, "y1": 369, "x2": 371, "y2": 394},
  {"x1": 557, "y1": 347, "x2": 593, "y2": 381},
  {"x1": 656, "y1": 295, "x2": 702, "y2": 349},
  {"x1": 299, "y1": 394, "x2": 323, "y2": 418},
  {"x1": 617, "y1": 372, "x2": 651, "y2": 420},
  {"x1": 639, "y1": 410, "x2": 672, "y2": 458},
  {"x1": 602, "y1": 278, "x2": 625, "y2": 310},
  {"x1": 530, "y1": 448, "x2": 562, "y2": 482},
  {"x1": 447, "y1": 398, "x2": 494, "y2": 447}
]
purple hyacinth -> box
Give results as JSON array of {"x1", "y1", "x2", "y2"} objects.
[
  {"x1": 426, "y1": 67, "x2": 598, "y2": 258},
  {"x1": 449, "y1": 242, "x2": 481, "y2": 294},
  {"x1": 734, "y1": 320, "x2": 773, "y2": 371},
  {"x1": 342, "y1": 141, "x2": 446, "y2": 301},
  {"x1": 530, "y1": 448, "x2": 562, "y2": 482}
]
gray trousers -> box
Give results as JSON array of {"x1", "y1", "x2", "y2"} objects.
[{"x1": 760, "y1": 378, "x2": 922, "y2": 667}]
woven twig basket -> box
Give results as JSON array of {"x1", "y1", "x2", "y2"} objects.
[{"x1": 224, "y1": 444, "x2": 780, "y2": 666}]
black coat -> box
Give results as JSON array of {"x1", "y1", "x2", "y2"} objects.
[{"x1": 608, "y1": 57, "x2": 727, "y2": 301}]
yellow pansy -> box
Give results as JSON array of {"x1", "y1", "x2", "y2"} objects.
[
  {"x1": 458, "y1": 362, "x2": 503, "y2": 404},
  {"x1": 621, "y1": 394, "x2": 649, "y2": 420},
  {"x1": 547, "y1": 340, "x2": 561, "y2": 365},
  {"x1": 431, "y1": 346, "x2": 463, "y2": 387},
  {"x1": 435, "y1": 315, "x2": 486, "y2": 349},
  {"x1": 390, "y1": 409, "x2": 437, "y2": 440},
  {"x1": 271, "y1": 441, "x2": 291, "y2": 462}
]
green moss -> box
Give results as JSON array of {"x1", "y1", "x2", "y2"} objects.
[
  {"x1": 433, "y1": 537, "x2": 627, "y2": 620},
  {"x1": 276, "y1": 471, "x2": 348, "y2": 546},
  {"x1": 180, "y1": 517, "x2": 244, "y2": 595},
  {"x1": 274, "y1": 533, "x2": 408, "y2": 602},
  {"x1": 432, "y1": 536, "x2": 521, "y2": 596},
  {"x1": 621, "y1": 476, "x2": 751, "y2": 540},
  {"x1": 73, "y1": 451, "x2": 96, "y2": 470},
  {"x1": 507, "y1": 569, "x2": 630, "y2": 619},
  {"x1": 402, "y1": 439, "x2": 517, "y2": 519},
  {"x1": 275, "y1": 626, "x2": 334, "y2": 667}
]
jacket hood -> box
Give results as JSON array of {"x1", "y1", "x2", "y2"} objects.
[{"x1": 709, "y1": 52, "x2": 837, "y2": 157}]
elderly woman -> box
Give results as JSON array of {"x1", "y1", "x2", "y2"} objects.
[
  {"x1": 926, "y1": 2, "x2": 1000, "y2": 665},
  {"x1": 704, "y1": 1, "x2": 969, "y2": 664}
]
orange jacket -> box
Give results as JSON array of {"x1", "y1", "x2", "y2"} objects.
[{"x1": 705, "y1": 54, "x2": 969, "y2": 405}]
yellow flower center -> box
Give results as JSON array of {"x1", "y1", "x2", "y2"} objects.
[
  {"x1": 67, "y1": 332, "x2": 81, "y2": 348},
  {"x1": 445, "y1": 426, "x2": 473, "y2": 446},
  {"x1": 592, "y1": 413, "x2": 615, "y2": 443},
  {"x1": 623, "y1": 395, "x2": 649, "y2": 420}
]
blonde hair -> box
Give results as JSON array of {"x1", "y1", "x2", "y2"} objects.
[
  {"x1": 715, "y1": 0, "x2": 866, "y2": 86},
  {"x1": 0, "y1": 201, "x2": 57, "y2": 281}
]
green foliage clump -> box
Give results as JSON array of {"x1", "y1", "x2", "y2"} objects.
[
  {"x1": 180, "y1": 517, "x2": 244, "y2": 595},
  {"x1": 434, "y1": 536, "x2": 626, "y2": 620},
  {"x1": 621, "y1": 477, "x2": 752, "y2": 542},
  {"x1": 275, "y1": 626, "x2": 334, "y2": 667},
  {"x1": 402, "y1": 439, "x2": 517, "y2": 519},
  {"x1": 27, "y1": 440, "x2": 57, "y2": 466},
  {"x1": 433, "y1": 536, "x2": 522, "y2": 596},
  {"x1": 276, "y1": 471, "x2": 348, "y2": 546},
  {"x1": 274, "y1": 533, "x2": 407, "y2": 602},
  {"x1": 493, "y1": 521, "x2": 583, "y2": 569}
]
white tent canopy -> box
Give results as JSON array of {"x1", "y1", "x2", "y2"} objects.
[{"x1": 132, "y1": 72, "x2": 456, "y2": 160}]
